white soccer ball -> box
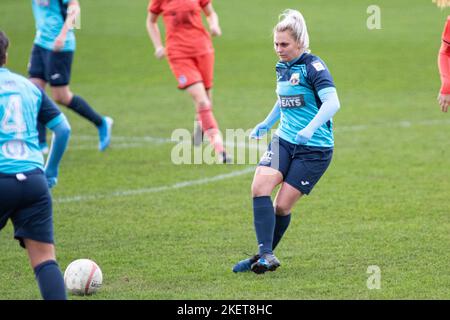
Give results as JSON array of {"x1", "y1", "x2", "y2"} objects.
[{"x1": 64, "y1": 259, "x2": 103, "y2": 295}]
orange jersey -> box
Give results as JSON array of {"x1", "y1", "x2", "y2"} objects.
[
  {"x1": 439, "y1": 17, "x2": 450, "y2": 94},
  {"x1": 149, "y1": 0, "x2": 214, "y2": 59}
]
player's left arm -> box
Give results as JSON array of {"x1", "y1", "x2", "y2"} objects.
[
  {"x1": 295, "y1": 60, "x2": 341, "y2": 145},
  {"x1": 38, "y1": 91, "x2": 71, "y2": 188},
  {"x1": 54, "y1": 0, "x2": 80, "y2": 51},
  {"x1": 250, "y1": 100, "x2": 281, "y2": 139},
  {"x1": 202, "y1": 2, "x2": 222, "y2": 37}
]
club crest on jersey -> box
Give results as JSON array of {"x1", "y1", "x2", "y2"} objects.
[{"x1": 289, "y1": 73, "x2": 300, "y2": 85}]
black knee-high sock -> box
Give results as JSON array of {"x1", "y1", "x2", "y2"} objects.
[
  {"x1": 272, "y1": 214, "x2": 291, "y2": 251},
  {"x1": 67, "y1": 95, "x2": 103, "y2": 127},
  {"x1": 253, "y1": 196, "x2": 275, "y2": 256},
  {"x1": 34, "y1": 260, "x2": 67, "y2": 300}
]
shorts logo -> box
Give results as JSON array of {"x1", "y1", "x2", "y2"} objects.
[
  {"x1": 178, "y1": 75, "x2": 187, "y2": 86},
  {"x1": 301, "y1": 181, "x2": 310, "y2": 186},
  {"x1": 260, "y1": 150, "x2": 274, "y2": 164},
  {"x1": 289, "y1": 73, "x2": 300, "y2": 85},
  {"x1": 279, "y1": 95, "x2": 305, "y2": 108},
  {"x1": 50, "y1": 73, "x2": 61, "y2": 80}
]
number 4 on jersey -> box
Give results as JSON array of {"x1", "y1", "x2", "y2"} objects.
[{"x1": 1, "y1": 95, "x2": 26, "y2": 134}]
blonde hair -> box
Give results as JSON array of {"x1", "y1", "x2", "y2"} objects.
[
  {"x1": 433, "y1": 0, "x2": 450, "y2": 8},
  {"x1": 274, "y1": 9, "x2": 310, "y2": 52}
]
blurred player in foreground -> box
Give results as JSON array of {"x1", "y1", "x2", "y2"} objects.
[
  {"x1": 435, "y1": 0, "x2": 450, "y2": 112},
  {"x1": 146, "y1": 0, "x2": 231, "y2": 163},
  {"x1": 0, "y1": 31, "x2": 70, "y2": 299},
  {"x1": 233, "y1": 9, "x2": 341, "y2": 274},
  {"x1": 29, "y1": 0, "x2": 113, "y2": 152}
]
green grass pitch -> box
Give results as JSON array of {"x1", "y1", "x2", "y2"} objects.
[{"x1": 1, "y1": 0, "x2": 450, "y2": 299}]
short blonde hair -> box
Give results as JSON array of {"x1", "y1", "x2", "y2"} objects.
[
  {"x1": 274, "y1": 9, "x2": 310, "y2": 52},
  {"x1": 433, "y1": 0, "x2": 450, "y2": 8}
]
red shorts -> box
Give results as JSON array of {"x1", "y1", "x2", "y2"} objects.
[{"x1": 167, "y1": 53, "x2": 214, "y2": 90}]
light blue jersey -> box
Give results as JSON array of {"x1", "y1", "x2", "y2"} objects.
[
  {"x1": 0, "y1": 68, "x2": 63, "y2": 174},
  {"x1": 32, "y1": 0, "x2": 76, "y2": 52},
  {"x1": 275, "y1": 53, "x2": 337, "y2": 148}
]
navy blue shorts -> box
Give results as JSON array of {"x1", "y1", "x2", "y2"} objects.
[
  {"x1": 28, "y1": 44, "x2": 74, "y2": 86},
  {"x1": 0, "y1": 169, "x2": 54, "y2": 248},
  {"x1": 259, "y1": 135, "x2": 333, "y2": 195}
]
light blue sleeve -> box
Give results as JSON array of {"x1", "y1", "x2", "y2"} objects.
[
  {"x1": 295, "y1": 88, "x2": 340, "y2": 145},
  {"x1": 262, "y1": 100, "x2": 281, "y2": 128},
  {"x1": 309, "y1": 88, "x2": 340, "y2": 131},
  {"x1": 250, "y1": 100, "x2": 281, "y2": 139},
  {"x1": 44, "y1": 115, "x2": 71, "y2": 188},
  {"x1": 45, "y1": 113, "x2": 64, "y2": 129}
]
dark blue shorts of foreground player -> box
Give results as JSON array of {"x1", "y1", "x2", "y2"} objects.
[
  {"x1": 0, "y1": 169, "x2": 53, "y2": 248},
  {"x1": 28, "y1": 44, "x2": 74, "y2": 86},
  {"x1": 258, "y1": 135, "x2": 333, "y2": 195}
]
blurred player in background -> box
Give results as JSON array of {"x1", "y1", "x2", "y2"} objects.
[
  {"x1": 146, "y1": 0, "x2": 231, "y2": 163},
  {"x1": 29, "y1": 0, "x2": 113, "y2": 152},
  {"x1": 232, "y1": 9, "x2": 341, "y2": 274},
  {"x1": 434, "y1": 0, "x2": 450, "y2": 112},
  {"x1": 0, "y1": 31, "x2": 70, "y2": 299}
]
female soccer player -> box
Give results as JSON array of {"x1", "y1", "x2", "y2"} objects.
[
  {"x1": 435, "y1": 0, "x2": 450, "y2": 112},
  {"x1": 146, "y1": 0, "x2": 230, "y2": 163},
  {"x1": 1, "y1": 31, "x2": 70, "y2": 299},
  {"x1": 29, "y1": 0, "x2": 113, "y2": 152},
  {"x1": 233, "y1": 9, "x2": 341, "y2": 274}
]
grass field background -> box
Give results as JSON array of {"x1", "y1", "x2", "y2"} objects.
[{"x1": 1, "y1": 0, "x2": 450, "y2": 299}]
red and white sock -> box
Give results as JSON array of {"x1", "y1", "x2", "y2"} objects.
[{"x1": 196, "y1": 103, "x2": 225, "y2": 155}]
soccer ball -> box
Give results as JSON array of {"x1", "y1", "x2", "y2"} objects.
[{"x1": 64, "y1": 259, "x2": 103, "y2": 295}]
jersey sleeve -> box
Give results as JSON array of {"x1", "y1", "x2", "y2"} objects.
[
  {"x1": 199, "y1": 0, "x2": 212, "y2": 8},
  {"x1": 306, "y1": 58, "x2": 336, "y2": 93},
  {"x1": 148, "y1": 0, "x2": 163, "y2": 14},
  {"x1": 37, "y1": 91, "x2": 63, "y2": 128}
]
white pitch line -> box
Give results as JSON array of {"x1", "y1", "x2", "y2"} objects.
[
  {"x1": 69, "y1": 142, "x2": 150, "y2": 150},
  {"x1": 52, "y1": 117, "x2": 450, "y2": 203},
  {"x1": 68, "y1": 138, "x2": 265, "y2": 151},
  {"x1": 54, "y1": 167, "x2": 255, "y2": 204},
  {"x1": 71, "y1": 135, "x2": 172, "y2": 144},
  {"x1": 68, "y1": 118, "x2": 450, "y2": 150}
]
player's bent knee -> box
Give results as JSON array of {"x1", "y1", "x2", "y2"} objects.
[
  {"x1": 53, "y1": 95, "x2": 70, "y2": 106},
  {"x1": 196, "y1": 100, "x2": 211, "y2": 110},
  {"x1": 251, "y1": 183, "x2": 272, "y2": 197},
  {"x1": 275, "y1": 203, "x2": 292, "y2": 215},
  {"x1": 51, "y1": 87, "x2": 72, "y2": 106}
]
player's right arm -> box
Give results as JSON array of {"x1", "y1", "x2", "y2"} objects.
[
  {"x1": 250, "y1": 101, "x2": 281, "y2": 139},
  {"x1": 438, "y1": 17, "x2": 450, "y2": 112},
  {"x1": 202, "y1": 2, "x2": 222, "y2": 37},
  {"x1": 146, "y1": 1, "x2": 165, "y2": 59},
  {"x1": 38, "y1": 91, "x2": 71, "y2": 188},
  {"x1": 54, "y1": 0, "x2": 80, "y2": 51}
]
